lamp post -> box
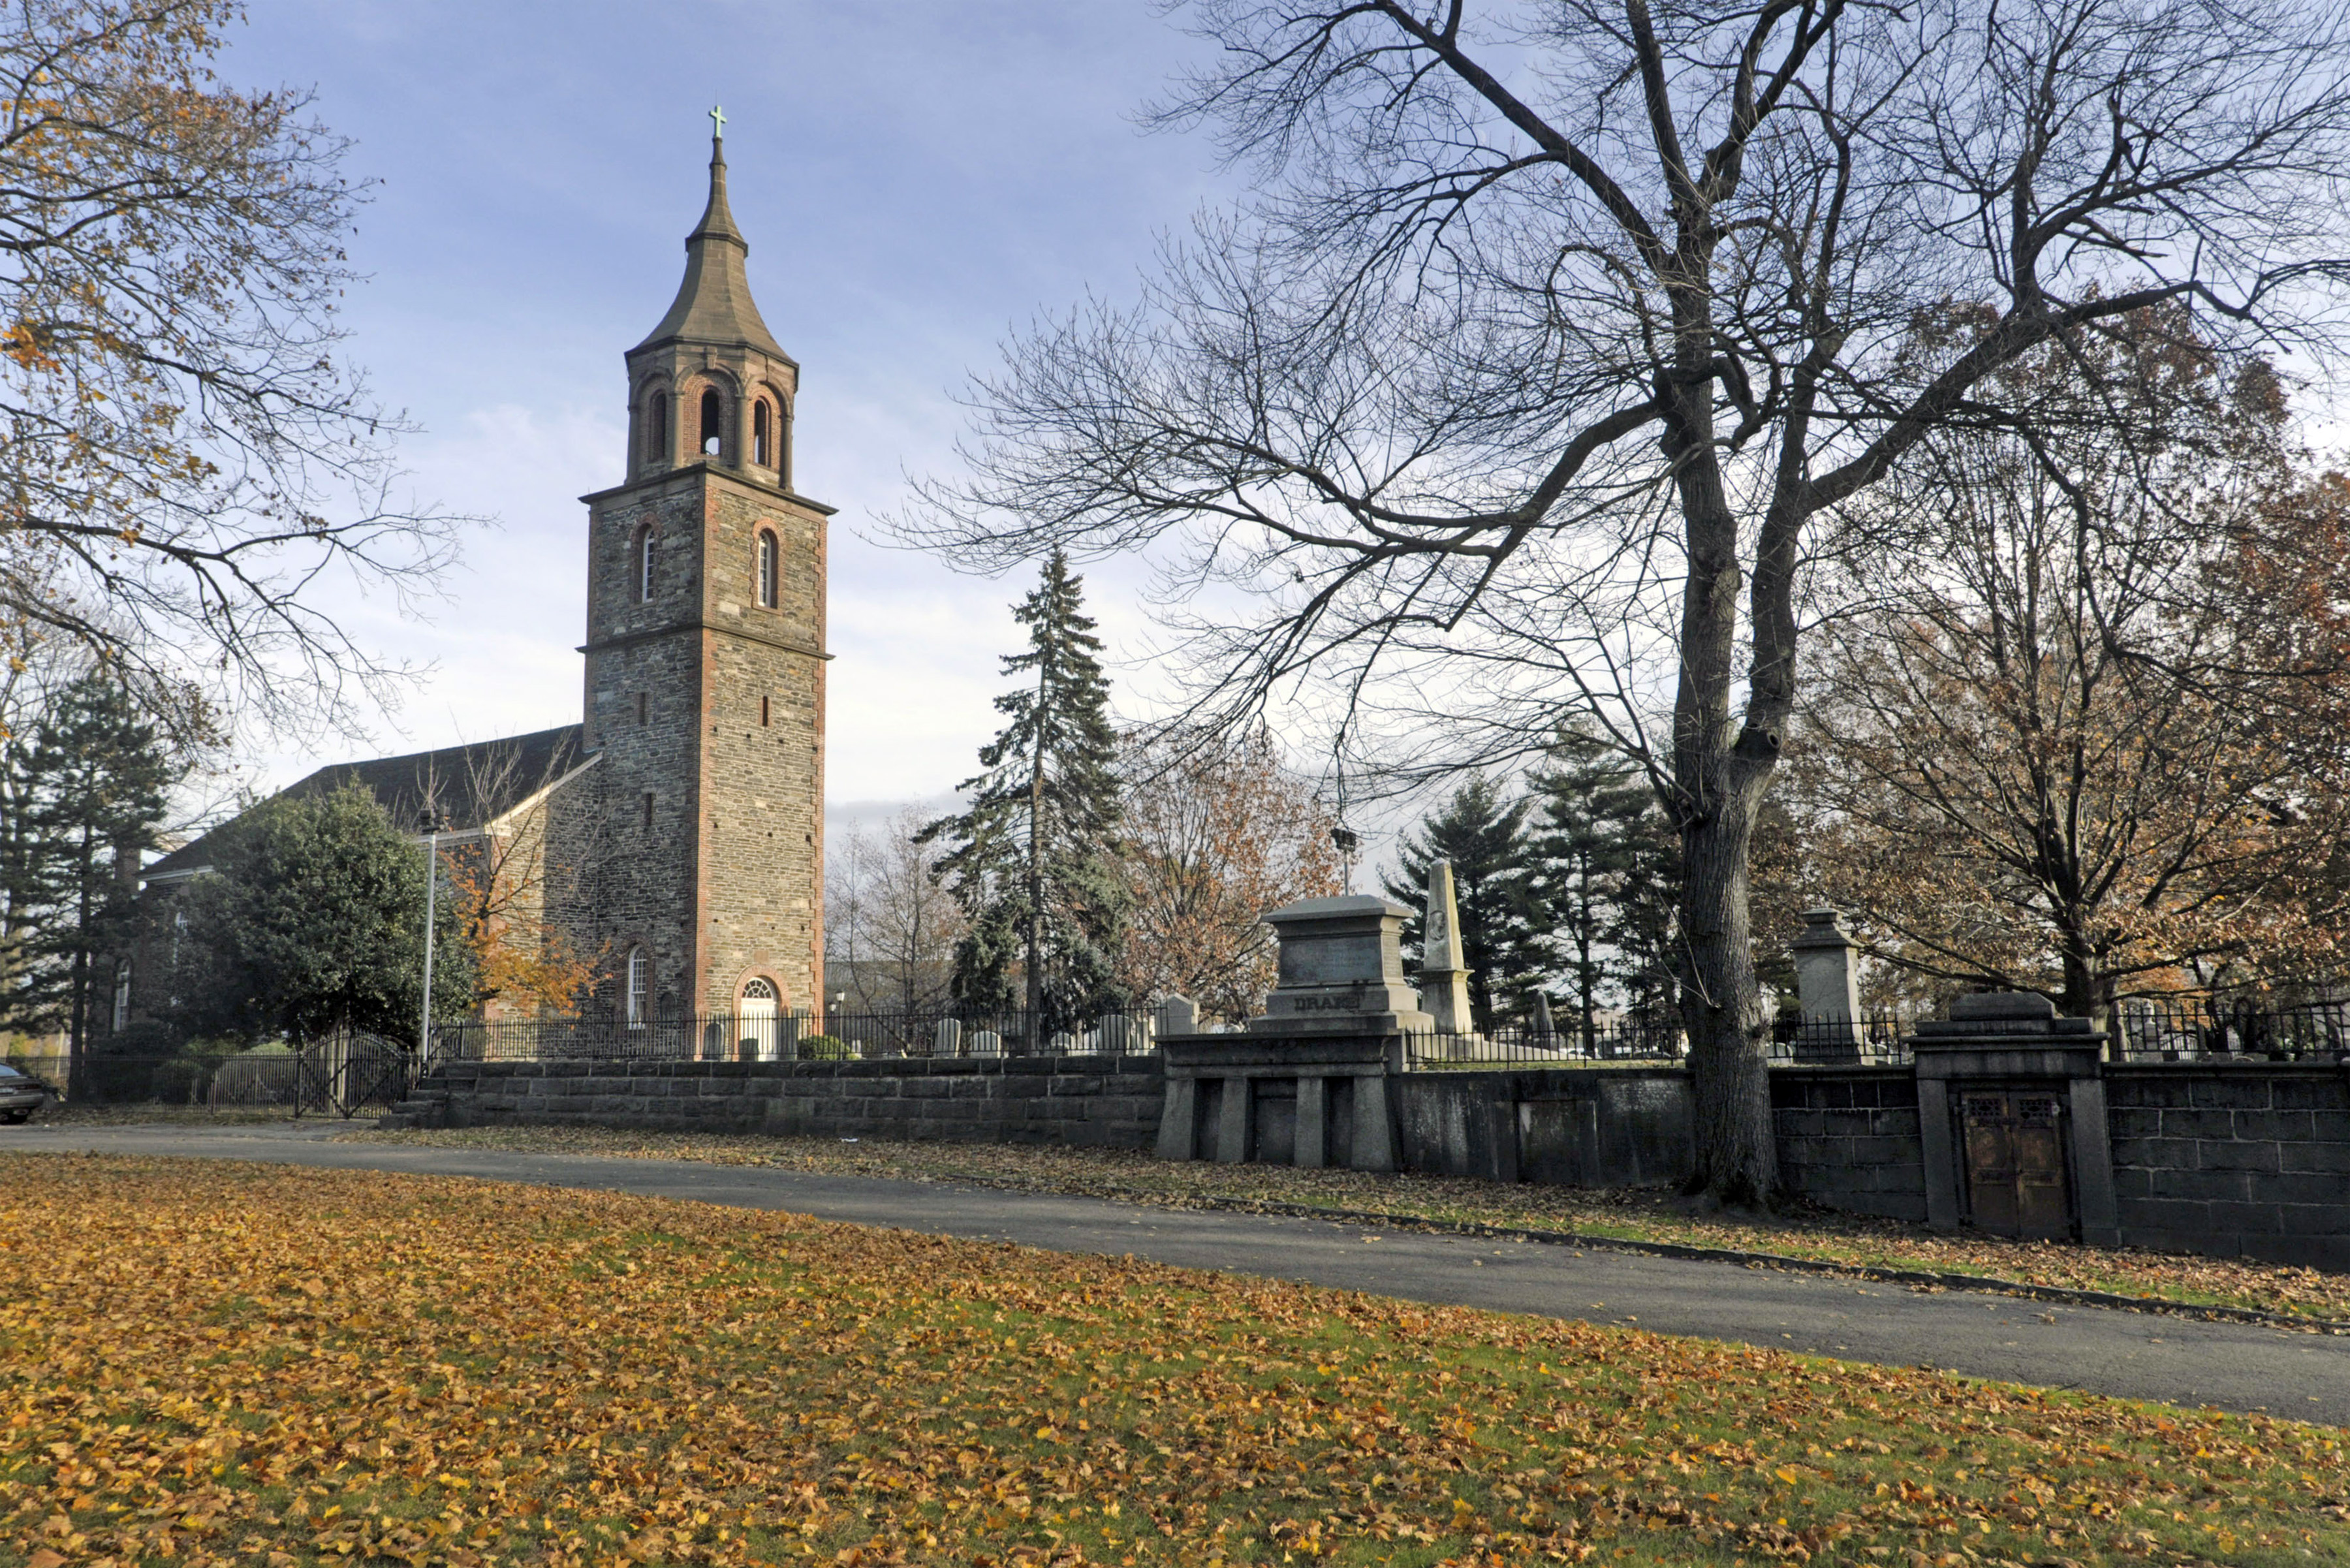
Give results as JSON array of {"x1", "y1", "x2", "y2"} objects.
[
  {"x1": 418, "y1": 806, "x2": 445, "y2": 1063},
  {"x1": 1331, "y1": 825, "x2": 1360, "y2": 895}
]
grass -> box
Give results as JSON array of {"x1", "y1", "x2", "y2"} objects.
[
  {"x1": 343, "y1": 1124, "x2": 2350, "y2": 1326},
  {"x1": 0, "y1": 1153, "x2": 2343, "y2": 1567}
]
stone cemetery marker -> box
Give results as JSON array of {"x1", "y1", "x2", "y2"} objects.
[
  {"x1": 1154, "y1": 994, "x2": 1199, "y2": 1037},
  {"x1": 1420, "y1": 860, "x2": 1475, "y2": 1035}
]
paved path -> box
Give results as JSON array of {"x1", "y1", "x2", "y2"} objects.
[{"x1": 10, "y1": 1121, "x2": 2346, "y2": 1426}]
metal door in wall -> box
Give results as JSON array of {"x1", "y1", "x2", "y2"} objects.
[{"x1": 1959, "y1": 1090, "x2": 2073, "y2": 1239}]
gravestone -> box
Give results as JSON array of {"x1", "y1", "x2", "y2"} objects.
[
  {"x1": 933, "y1": 1018, "x2": 964, "y2": 1057},
  {"x1": 1791, "y1": 907, "x2": 1868, "y2": 1058},
  {"x1": 1154, "y1": 994, "x2": 1198, "y2": 1037},
  {"x1": 1420, "y1": 862, "x2": 1475, "y2": 1035}
]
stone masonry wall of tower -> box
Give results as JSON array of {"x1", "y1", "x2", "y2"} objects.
[{"x1": 558, "y1": 130, "x2": 830, "y2": 1022}]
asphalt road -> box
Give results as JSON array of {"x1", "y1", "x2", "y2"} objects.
[{"x1": 8, "y1": 1120, "x2": 2345, "y2": 1426}]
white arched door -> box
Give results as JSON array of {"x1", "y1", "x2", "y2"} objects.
[{"x1": 739, "y1": 979, "x2": 779, "y2": 1061}]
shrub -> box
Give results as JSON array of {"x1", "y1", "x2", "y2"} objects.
[{"x1": 796, "y1": 1034, "x2": 853, "y2": 1060}]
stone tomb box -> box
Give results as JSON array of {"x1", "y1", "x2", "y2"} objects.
[
  {"x1": 1157, "y1": 895, "x2": 1433, "y2": 1171},
  {"x1": 1253, "y1": 895, "x2": 1432, "y2": 1034}
]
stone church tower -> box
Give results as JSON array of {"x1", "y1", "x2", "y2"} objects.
[{"x1": 571, "y1": 127, "x2": 828, "y2": 1024}]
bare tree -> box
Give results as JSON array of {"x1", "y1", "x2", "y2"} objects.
[
  {"x1": 1791, "y1": 337, "x2": 2350, "y2": 1011},
  {"x1": 826, "y1": 808, "x2": 967, "y2": 1016},
  {"x1": 0, "y1": 1, "x2": 465, "y2": 742},
  {"x1": 900, "y1": 0, "x2": 2350, "y2": 1202},
  {"x1": 1118, "y1": 725, "x2": 1341, "y2": 1023}
]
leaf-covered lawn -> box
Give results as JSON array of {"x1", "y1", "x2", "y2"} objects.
[
  {"x1": 348, "y1": 1125, "x2": 2350, "y2": 1325},
  {"x1": 0, "y1": 1156, "x2": 2343, "y2": 1567}
]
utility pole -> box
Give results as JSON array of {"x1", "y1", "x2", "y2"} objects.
[{"x1": 418, "y1": 806, "x2": 445, "y2": 1063}]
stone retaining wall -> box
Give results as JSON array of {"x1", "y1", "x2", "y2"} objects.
[
  {"x1": 2105, "y1": 1064, "x2": 2350, "y2": 1270},
  {"x1": 391, "y1": 1053, "x2": 2350, "y2": 1268},
  {"x1": 1770, "y1": 1067, "x2": 1928, "y2": 1222},
  {"x1": 390, "y1": 1056, "x2": 1164, "y2": 1148}
]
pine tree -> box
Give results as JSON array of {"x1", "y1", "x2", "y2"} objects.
[
  {"x1": 12, "y1": 676, "x2": 183, "y2": 1069},
  {"x1": 920, "y1": 552, "x2": 1127, "y2": 1036},
  {"x1": 1383, "y1": 776, "x2": 1537, "y2": 1029},
  {"x1": 1524, "y1": 733, "x2": 1681, "y2": 1048}
]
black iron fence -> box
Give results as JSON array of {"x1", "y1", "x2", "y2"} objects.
[
  {"x1": 2108, "y1": 997, "x2": 2350, "y2": 1062},
  {"x1": 1398, "y1": 1010, "x2": 1920, "y2": 1069},
  {"x1": 430, "y1": 1009, "x2": 1174, "y2": 1065},
  {"x1": 2, "y1": 1033, "x2": 415, "y2": 1115}
]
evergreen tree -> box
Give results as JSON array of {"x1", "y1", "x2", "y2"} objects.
[
  {"x1": 1383, "y1": 776, "x2": 1537, "y2": 1029},
  {"x1": 5, "y1": 676, "x2": 182, "y2": 1069},
  {"x1": 171, "y1": 783, "x2": 473, "y2": 1044},
  {"x1": 920, "y1": 552, "x2": 1127, "y2": 1035},
  {"x1": 1524, "y1": 734, "x2": 1681, "y2": 1048}
]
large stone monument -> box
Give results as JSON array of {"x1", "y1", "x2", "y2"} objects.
[
  {"x1": 1789, "y1": 907, "x2": 1868, "y2": 1058},
  {"x1": 1155, "y1": 895, "x2": 1431, "y2": 1171},
  {"x1": 1418, "y1": 860, "x2": 1475, "y2": 1035}
]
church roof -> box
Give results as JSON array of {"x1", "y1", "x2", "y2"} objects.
[
  {"x1": 631, "y1": 133, "x2": 790, "y2": 363},
  {"x1": 144, "y1": 724, "x2": 590, "y2": 885}
]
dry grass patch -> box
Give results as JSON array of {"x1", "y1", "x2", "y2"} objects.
[
  {"x1": 347, "y1": 1125, "x2": 2350, "y2": 1324},
  {"x1": 0, "y1": 1153, "x2": 2342, "y2": 1567}
]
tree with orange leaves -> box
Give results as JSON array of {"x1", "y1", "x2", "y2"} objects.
[
  {"x1": 1115, "y1": 725, "x2": 1341, "y2": 1024},
  {"x1": 1787, "y1": 323, "x2": 2350, "y2": 1015}
]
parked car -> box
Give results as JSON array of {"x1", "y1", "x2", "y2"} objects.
[{"x1": 0, "y1": 1063, "x2": 51, "y2": 1123}]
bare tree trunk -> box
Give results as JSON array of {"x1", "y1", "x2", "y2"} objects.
[
  {"x1": 1679, "y1": 785, "x2": 1775, "y2": 1205},
  {"x1": 1665, "y1": 256, "x2": 1786, "y2": 1202}
]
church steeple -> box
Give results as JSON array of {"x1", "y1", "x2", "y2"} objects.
[
  {"x1": 623, "y1": 113, "x2": 798, "y2": 484},
  {"x1": 633, "y1": 123, "x2": 790, "y2": 362}
]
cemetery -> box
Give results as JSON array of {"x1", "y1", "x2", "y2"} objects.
[{"x1": 384, "y1": 865, "x2": 2350, "y2": 1273}]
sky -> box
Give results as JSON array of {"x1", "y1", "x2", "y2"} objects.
[{"x1": 213, "y1": 0, "x2": 1254, "y2": 846}]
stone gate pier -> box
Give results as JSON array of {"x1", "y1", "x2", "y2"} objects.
[{"x1": 1154, "y1": 895, "x2": 1432, "y2": 1172}]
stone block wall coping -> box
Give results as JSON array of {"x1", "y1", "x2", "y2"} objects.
[
  {"x1": 1157, "y1": 1032, "x2": 1401, "y2": 1074},
  {"x1": 1911, "y1": 1041, "x2": 2107, "y2": 1080}
]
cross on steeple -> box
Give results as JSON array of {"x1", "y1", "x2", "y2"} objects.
[{"x1": 709, "y1": 103, "x2": 726, "y2": 140}]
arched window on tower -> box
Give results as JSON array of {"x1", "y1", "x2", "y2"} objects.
[
  {"x1": 626, "y1": 947, "x2": 648, "y2": 1028},
  {"x1": 635, "y1": 526, "x2": 657, "y2": 602},
  {"x1": 700, "y1": 388, "x2": 724, "y2": 457},
  {"x1": 756, "y1": 529, "x2": 779, "y2": 608},
  {"x1": 753, "y1": 400, "x2": 772, "y2": 468},
  {"x1": 646, "y1": 391, "x2": 668, "y2": 465}
]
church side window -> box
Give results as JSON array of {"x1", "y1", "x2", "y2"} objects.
[
  {"x1": 636, "y1": 527, "x2": 656, "y2": 602},
  {"x1": 646, "y1": 392, "x2": 668, "y2": 464},
  {"x1": 753, "y1": 401, "x2": 772, "y2": 467},
  {"x1": 112, "y1": 958, "x2": 131, "y2": 1032},
  {"x1": 756, "y1": 529, "x2": 778, "y2": 608},
  {"x1": 626, "y1": 947, "x2": 648, "y2": 1028},
  {"x1": 700, "y1": 389, "x2": 724, "y2": 457}
]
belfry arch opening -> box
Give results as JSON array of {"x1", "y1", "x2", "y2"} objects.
[{"x1": 700, "y1": 388, "x2": 724, "y2": 457}]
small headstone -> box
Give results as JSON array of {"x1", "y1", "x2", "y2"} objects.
[
  {"x1": 1154, "y1": 994, "x2": 1198, "y2": 1037},
  {"x1": 1048, "y1": 1031, "x2": 1077, "y2": 1054},
  {"x1": 933, "y1": 1018, "x2": 964, "y2": 1057},
  {"x1": 1097, "y1": 1013, "x2": 1137, "y2": 1052},
  {"x1": 969, "y1": 1029, "x2": 1002, "y2": 1056}
]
